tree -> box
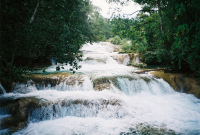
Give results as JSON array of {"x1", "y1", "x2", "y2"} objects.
[
  {"x1": 0, "y1": 0, "x2": 95, "y2": 90},
  {"x1": 90, "y1": 8, "x2": 113, "y2": 41}
]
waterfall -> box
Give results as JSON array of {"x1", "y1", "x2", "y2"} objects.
[
  {"x1": 1, "y1": 42, "x2": 200, "y2": 135},
  {"x1": 116, "y1": 76, "x2": 175, "y2": 95},
  {"x1": 135, "y1": 55, "x2": 140, "y2": 63},
  {"x1": 122, "y1": 54, "x2": 130, "y2": 65},
  {"x1": 0, "y1": 83, "x2": 6, "y2": 94}
]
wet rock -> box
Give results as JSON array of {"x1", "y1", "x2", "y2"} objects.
[
  {"x1": 111, "y1": 54, "x2": 130, "y2": 65},
  {"x1": 56, "y1": 66, "x2": 60, "y2": 71},
  {"x1": 0, "y1": 97, "x2": 43, "y2": 133},
  {"x1": 61, "y1": 98, "x2": 121, "y2": 106},
  {"x1": 151, "y1": 71, "x2": 200, "y2": 98},
  {"x1": 125, "y1": 123, "x2": 176, "y2": 135},
  {"x1": 65, "y1": 75, "x2": 84, "y2": 86},
  {"x1": 130, "y1": 63, "x2": 147, "y2": 68},
  {"x1": 85, "y1": 57, "x2": 106, "y2": 64},
  {"x1": 127, "y1": 53, "x2": 148, "y2": 68},
  {"x1": 93, "y1": 78, "x2": 111, "y2": 91},
  {"x1": 24, "y1": 73, "x2": 70, "y2": 88},
  {"x1": 128, "y1": 53, "x2": 140, "y2": 63},
  {"x1": 12, "y1": 73, "x2": 86, "y2": 93},
  {"x1": 128, "y1": 53, "x2": 135, "y2": 63},
  {"x1": 113, "y1": 46, "x2": 120, "y2": 52},
  {"x1": 133, "y1": 68, "x2": 167, "y2": 74},
  {"x1": 92, "y1": 76, "x2": 137, "y2": 91},
  {"x1": 99, "y1": 99, "x2": 121, "y2": 106}
]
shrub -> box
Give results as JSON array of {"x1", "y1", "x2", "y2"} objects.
[
  {"x1": 121, "y1": 43, "x2": 132, "y2": 52},
  {"x1": 110, "y1": 36, "x2": 121, "y2": 45}
]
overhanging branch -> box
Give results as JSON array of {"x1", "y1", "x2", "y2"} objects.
[
  {"x1": 30, "y1": 0, "x2": 40, "y2": 23},
  {"x1": 124, "y1": 10, "x2": 158, "y2": 16}
]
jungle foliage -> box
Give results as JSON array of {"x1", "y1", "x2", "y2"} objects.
[
  {"x1": 0, "y1": 0, "x2": 97, "y2": 89},
  {"x1": 109, "y1": 0, "x2": 200, "y2": 77},
  {"x1": 91, "y1": 10, "x2": 113, "y2": 41}
]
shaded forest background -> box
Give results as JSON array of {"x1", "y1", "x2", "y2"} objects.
[{"x1": 0, "y1": 0, "x2": 200, "y2": 90}]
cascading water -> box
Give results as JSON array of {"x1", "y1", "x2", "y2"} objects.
[
  {"x1": 0, "y1": 42, "x2": 200, "y2": 135},
  {"x1": 0, "y1": 83, "x2": 6, "y2": 94},
  {"x1": 135, "y1": 55, "x2": 140, "y2": 63}
]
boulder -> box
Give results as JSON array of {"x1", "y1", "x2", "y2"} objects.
[
  {"x1": 0, "y1": 97, "x2": 43, "y2": 133},
  {"x1": 93, "y1": 78, "x2": 111, "y2": 91}
]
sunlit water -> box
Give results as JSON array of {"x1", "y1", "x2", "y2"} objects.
[{"x1": 1, "y1": 42, "x2": 200, "y2": 135}]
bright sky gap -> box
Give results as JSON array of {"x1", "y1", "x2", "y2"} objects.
[{"x1": 91, "y1": 0, "x2": 141, "y2": 18}]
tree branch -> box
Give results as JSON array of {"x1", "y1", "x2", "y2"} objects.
[
  {"x1": 157, "y1": 0, "x2": 164, "y2": 35},
  {"x1": 124, "y1": 10, "x2": 158, "y2": 16},
  {"x1": 30, "y1": 0, "x2": 40, "y2": 23}
]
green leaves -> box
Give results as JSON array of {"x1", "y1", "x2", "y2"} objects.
[
  {"x1": 109, "y1": 0, "x2": 200, "y2": 76},
  {"x1": 0, "y1": 0, "x2": 96, "y2": 86}
]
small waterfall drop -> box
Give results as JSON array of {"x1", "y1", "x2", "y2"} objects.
[
  {"x1": 0, "y1": 83, "x2": 6, "y2": 94},
  {"x1": 122, "y1": 54, "x2": 130, "y2": 65},
  {"x1": 135, "y1": 55, "x2": 140, "y2": 63}
]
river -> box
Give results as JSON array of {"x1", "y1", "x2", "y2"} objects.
[{"x1": 0, "y1": 42, "x2": 200, "y2": 135}]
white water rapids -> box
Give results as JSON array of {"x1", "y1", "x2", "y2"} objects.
[{"x1": 0, "y1": 42, "x2": 200, "y2": 135}]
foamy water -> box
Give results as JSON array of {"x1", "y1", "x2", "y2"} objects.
[
  {"x1": 1, "y1": 42, "x2": 200, "y2": 135},
  {"x1": 43, "y1": 42, "x2": 135, "y2": 77}
]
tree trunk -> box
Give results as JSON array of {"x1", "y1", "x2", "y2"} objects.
[
  {"x1": 10, "y1": 46, "x2": 17, "y2": 67},
  {"x1": 157, "y1": 0, "x2": 164, "y2": 35},
  {"x1": 30, "y1": 0, "x2": 40, "y2": 23}
]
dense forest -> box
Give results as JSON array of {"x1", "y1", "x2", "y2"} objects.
[
  {"x1": 0, "y1": 0, "x2": 97, "y2": 89},
  {"x1": 1, "y1": 0, "x2": 200, "y2": 90},
  {"x1": 108, "y1": 0, "x2": 200, "y2": 77}
]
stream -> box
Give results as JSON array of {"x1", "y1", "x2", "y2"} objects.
[{"x1": 0, "y1": 42, "x2": 200, "y2": 135}]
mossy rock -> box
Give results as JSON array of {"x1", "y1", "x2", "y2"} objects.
[
  {"x1": 0, "y1": 97, "x2": 46, "y2": 133},
  {"x1": 93, "y1": 77, "x2": 111, "y2": 91},
  {"x1": 23, "y1": 72, "x2": 73, "y2": 88},
  {"x1": 130, "y1": 63, "x2": 147, "y2": 68},
  {"x1": 85, "y1": 57, "x2": 106, "y2": 64},
  {"x1": 92, "y1": 76, "x2": 136, "y2": 91},
  {"x1": 26, "y1": 72, "x2": 71, "y2": 79},
  {"x1": 132, "y1": 124, "x2": 176, "y2": 135}
]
